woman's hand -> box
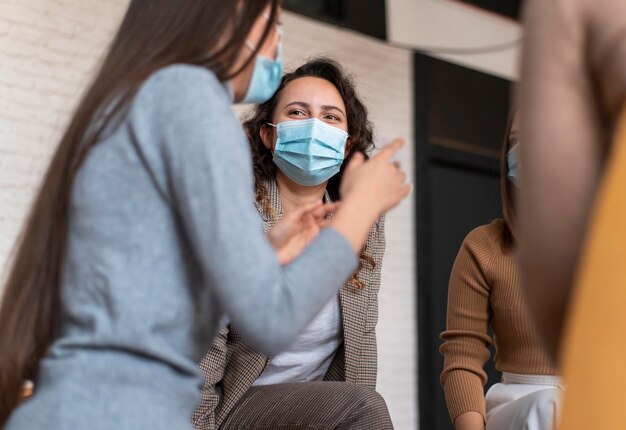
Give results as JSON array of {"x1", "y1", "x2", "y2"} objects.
[
  {"x1": 267, "y1": 201, "x2": 338, "y2": 265},
  {"x1": 330, "y1": 139, "x2": 411, "y2": 252},
  {"x1": 340, "y1": 138, "x2": 411, "y2": 219}
]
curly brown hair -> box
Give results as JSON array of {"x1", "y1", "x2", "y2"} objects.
[{"x1": 242, "y1": 57, "x2": 376, "y2": 289}]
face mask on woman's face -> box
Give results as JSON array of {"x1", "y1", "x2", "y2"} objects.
[
  {"x1": 507, "y1": 143, "x2": 520, "y2": 187},
  {"x1": 268, "y1": 118, "x2": 349, "y2": 186},
  {"x1": 241, "y1": 20, "x2": 283, "y2": 104}
]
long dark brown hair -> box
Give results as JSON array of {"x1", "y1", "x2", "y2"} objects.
[
  {"x1": 500, "y1": 111, "x2": 517, "y2": 248},
  {"x1": 242, "y1": 57, "x2": 376, "y2": 289},
  {"x1": 0, "y1": 0, "x2": 278, "y2": 424}
]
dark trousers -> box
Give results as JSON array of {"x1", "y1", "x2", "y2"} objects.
[{"x1": 220, "y1": 382, "x2": 394, "y2": 430}]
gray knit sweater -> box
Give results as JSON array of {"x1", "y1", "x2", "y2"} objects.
[{"x1": 6, "y1": 65, "x2": 357, "y2": 430}]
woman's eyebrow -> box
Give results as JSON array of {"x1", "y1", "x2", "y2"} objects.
[
  {"x1": 321, "y1": 105, "x2": 346, "y2": 116},
  {"x1": 282, "y1": 101, "x2": 345, "y2": 117},
  {"x1": 283, "y1": 101, "x2": 310, "y2": 110}
]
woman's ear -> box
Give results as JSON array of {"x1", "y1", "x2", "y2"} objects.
[
  {"x1": 260, "y1": 124, "x2": 275, "y2": 150},
  {"x1": 344, "y1": 137, "x2": 353, "y2": 159}
]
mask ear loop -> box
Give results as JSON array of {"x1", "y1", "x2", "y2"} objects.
[
  {"x1": 245, "y1": 40, "x2": 256, "y2": 52},
  {"x1": 247, "y1": 16, "x2": 283, "y2": 58}
]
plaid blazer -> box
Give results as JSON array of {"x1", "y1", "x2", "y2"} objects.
[{"x1": 192, "y1": 178, "x2": 386, "y2": 430}]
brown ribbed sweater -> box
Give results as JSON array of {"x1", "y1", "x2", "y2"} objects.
[{"x1": 439, "y1": 219, "x2": 557, "y2": 423}]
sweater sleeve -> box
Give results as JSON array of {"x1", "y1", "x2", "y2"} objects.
[
  {"x1": 439, "y1": 225, "x2": 495, "y2": 423},
  {"x1": 129, "y1": 65, "x2": 358, "y2": 356}
]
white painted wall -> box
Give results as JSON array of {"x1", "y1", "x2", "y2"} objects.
[{"x1": 0, "y1": 0, "x2": 129, "y2": 277}]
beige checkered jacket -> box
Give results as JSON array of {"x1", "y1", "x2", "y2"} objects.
[{"x1": 192, "y1": 178, "x2": 386, "y2": 430}]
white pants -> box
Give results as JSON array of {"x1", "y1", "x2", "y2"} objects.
[{"x1": 485, "y1": 373, "x2": 564, "y2": 430}]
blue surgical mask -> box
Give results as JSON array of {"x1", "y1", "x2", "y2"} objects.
[
  {"x1": 269, "y1": 118, "x2": 349, "y2": 186},
  {"x1": 507, "y1": 144, "x2": 520, "y2": 187},
  {"x1": 241, "y1": 36, "x2": 283, "y2": 104}
]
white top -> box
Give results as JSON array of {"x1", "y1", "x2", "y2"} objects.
[{"x1": 253, "y1": 295, "x2": 343, "y2": 386}]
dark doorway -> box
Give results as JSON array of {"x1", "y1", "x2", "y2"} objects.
[{"x1": 413, "y1": 53, "x2": 512, "y2": 430}]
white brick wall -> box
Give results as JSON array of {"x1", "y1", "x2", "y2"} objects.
[
  {"x1": 0, "y1": 5, "x2": 418, "y2": 429},
  {"x1": 0, "y1": 0, "x2": 129, "y2": 275}
]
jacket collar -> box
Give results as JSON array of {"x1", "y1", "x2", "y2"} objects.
[{"x1": 255, "y1": 177, "x2": 331, "y2": 223}]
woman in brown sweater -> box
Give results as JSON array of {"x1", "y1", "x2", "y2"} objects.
[{"x1": 439, "y1": 114, "x2": 561, "y2": 430}]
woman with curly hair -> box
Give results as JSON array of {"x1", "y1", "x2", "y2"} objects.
[{"x1": 193, "y1": 58, "x2": 393, "y2": 430}]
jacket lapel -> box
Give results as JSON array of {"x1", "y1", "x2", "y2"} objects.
[{"x1": 339, "y1": 280, "x2": 367, "y2": 382}]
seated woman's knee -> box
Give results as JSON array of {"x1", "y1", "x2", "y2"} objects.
[
  {"x1": 349, "y1": 385, "x2": 388, "y2": 411},
  {"x1": 530, "y1": 388, "x2": 560, "y2": 424}
]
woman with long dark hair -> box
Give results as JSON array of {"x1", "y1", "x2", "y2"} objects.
[
  {"x1": 439, "y1": 113, "x2": 562, "y2": 430},
  {"x1": 194, "y1": 58, "x2": 392, "y2": 430},
  {"x1": 0, "y1": 2, "x2": 410, "y2": 429}
]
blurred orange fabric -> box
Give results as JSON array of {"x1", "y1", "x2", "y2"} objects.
[{"x1": 559, "y1": 106, "x2": 626, "y2": 429}]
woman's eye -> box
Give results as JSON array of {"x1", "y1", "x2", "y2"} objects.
[
  {"x1": 289, "y1": 110, "x2": 306, "y2": 116},
  {"x1": 325, "y1": 114, "x2": 340, "y2": 121}
]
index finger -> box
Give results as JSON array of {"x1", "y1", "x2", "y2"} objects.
[
  {"x1": 309, "y1": 202, "x2": 339, "y2": 220},
  {"x1": 375, "y1": 138, "x2": 405, "y2": 162},
  {"x1": 285, "y1": 200, "x2": 323, "y2": 219}
]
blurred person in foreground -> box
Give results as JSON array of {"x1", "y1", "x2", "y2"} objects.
[{"x1": 519, "y1": 0, "x2": 626, "y2": 428}]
